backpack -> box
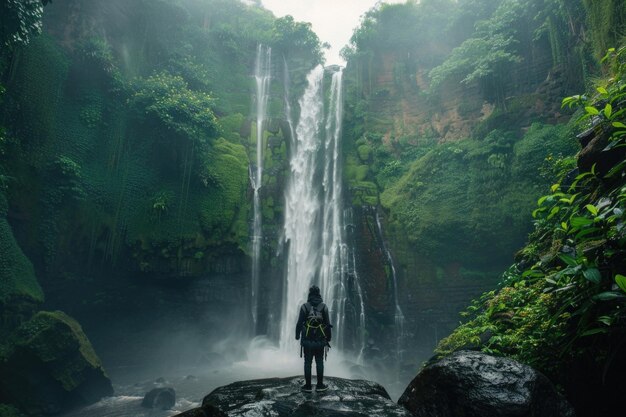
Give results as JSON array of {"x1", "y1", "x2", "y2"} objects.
[{"x1": 302, "y1": 302, "x2": 328, "y2": 343}]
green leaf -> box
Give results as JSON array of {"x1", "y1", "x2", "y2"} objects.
[
  {"x1": 570, "y1": 216, "x2": 593, "y2": 227},
  {"x1": 580, "y1": 328, "x2": 609, "y2": 337},
  {"x1": 585, "y1": 106, "x2": 599, "y2": 115},
  {"x1": 598, "y1": 316, "x2": 613, "y2": 326},
  {"x1": 597, "y1": 86, "x2": 608, "y2": 95},
  {"x1": 574, "y1": 227, "x2": 601, "y2": 240},
  {"x1": 522, "y1": 269, "x2": 544, "y2": 278},
  {"x1": 561, "y1": 221, "x2": 568, "y2": 230},
  {"x1": 604, "y1": 103, "x2": 613, "y2": 118},
  {"x1": 547, "y1": 206, "x2": 560, "y2": 220},
  {"x1": 616, "y1": 274, "x2": 626, "y2": 293},
  {"x1": 593, "y1": 291, "x2": 626, "y2": 301},
  {"x1": 605, "y1": 160, "x2": 626, "y2": 178},
  {"x1": 585, "y1": 204, "x2": 598, "y2": 216},
  {"x1": 613, "y1": 121, "x2": 626, "y2": 129},
  {"x1": 583, "y1": 268, "x2": 601, "y2": 284},
  {"x1": 551, "y1": 183, "x2": 560, "y2": 193},
  {"x1": 559, "y1": 254, "x2": 578, "y2": 267}
]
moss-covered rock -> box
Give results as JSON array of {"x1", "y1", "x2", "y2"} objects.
[
  {"x1": 0, "y1": 311, "x2": 113, "y2": 416},
  {"x1": 0, "y1": 193, "x2": 44, "y2": 335}
]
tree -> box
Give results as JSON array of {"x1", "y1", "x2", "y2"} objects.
[
  {"x1": 1, "y1": 0, "x2": 47, "y2": 49},
  {"x1": 130, "y1": 71, "x2": 221, "y2": 145},
  {"x1": 428, "y1": 0, "x2": 528, "y2": 105},
  {"x1": 270, "y1": 15, "x2": 324, "y2": 64}
]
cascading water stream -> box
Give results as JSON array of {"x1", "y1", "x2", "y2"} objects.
[
  {"x1": 282, "y1": 57, "x2": 297, "y2": 150},
  {"x1": 320, "y1": 70, "x2": 347, "y2": 350},
  {"x1": 250, "y1": 44, "x2": 271, "y2": 331},
  {"x1": 280, "y1": 65, "x2": 325, "y2": 349},
  {"x1": 280, "y1": 66, "x2": 366, "y2": 357},
  {"x1": 375, "y1": 210, "x2": 405, "y2": 360}
]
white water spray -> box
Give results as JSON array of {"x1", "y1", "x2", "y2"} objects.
[
  {"x1": 250, "y1": 44, "x2": 271, "y2": 330},
  {"x1": 280, "y1": 65, "x2": 325, "y2": 349},
  {"x1": 320, "y1": 69, "x2": 348, "y2": 350},
  {"x1": 280, "y1": 66, "x2": 366, "y2": 357}
]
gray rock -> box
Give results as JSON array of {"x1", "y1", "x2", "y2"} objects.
[
  {"x1": 142, "y1": 387, "x2": 176, "y2": 410},
  {"x1": 174, "y1": 376, "x2": 411, "y2": 417},
  {"x1": 398, "y1": 350, "x2": 575, "y2": 417}
]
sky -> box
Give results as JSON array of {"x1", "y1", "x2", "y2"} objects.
[{"x1": 261, "y1": 0, "x2": 404, "y2": 66}]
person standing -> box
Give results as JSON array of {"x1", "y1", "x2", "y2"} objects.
[{"x1": 295, "y1": 285, "x2": 332, "y2": 392}]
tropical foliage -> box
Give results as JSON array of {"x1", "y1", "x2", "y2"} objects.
[{"x1": 438, "y1": 46, "x2": 626, "y2": 380}]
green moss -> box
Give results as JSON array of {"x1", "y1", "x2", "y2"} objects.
[
  {"x1": 0, "y1": 193, "x2": 43, "y2": 308},
  {"x1": 219, "y1": 113, "x2": 245, "y2": 142},
  {"x1": 10, "y1": 311, "x2": 106, "y2": 389},
  {"x1": 380, "y1": 124, "x2": 577, "y2": 266},
  {"x1": 357, "y1": 144, "x2": 372, "y2": 162},
  {"x1": 350, "y1": 181, "x2": 379, "y2": 206},
  {"x1": 198, "y1": 138, "x2": 250, "y2": 244}
]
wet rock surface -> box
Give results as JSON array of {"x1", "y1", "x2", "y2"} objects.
[
  {"x1": 141, "y1": 387, "x2": 176, "y2": 410},
  {"x1": 398, "y1": 350, "x2": 575, "y2": 417},
  {"x1": 174, "y1": 376, "x2": 411, "y2": 417}
]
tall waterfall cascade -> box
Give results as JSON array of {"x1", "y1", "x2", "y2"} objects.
[
  {"x1": 250, "y1": 44, "x2": 271, "y2": 330},
  {"x1": 375, "y1": 211, "x2": 405, "y2": 360},
  {"x1": 280, "y1": 65, "x2": 366, "y2": 356}
]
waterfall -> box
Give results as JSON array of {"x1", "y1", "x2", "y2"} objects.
[
  {"x1": 320, "y1": 69, "x2": 348, "y2": 350},
  {"x1": 280, "y1": 65, "x2": 325, "y2": 349},
  {"x1": 250, "y1": 44, "x2": 271, "y2": 331},
  {"x1": 282, "y1": 57, "x2": 296, "y2": 150},
  {"x1": 375, "y1": 210, "x2": 405, "y2": 360},
  {"x1": 280, "y1": 66, "x2": 366, "y2": 356}
]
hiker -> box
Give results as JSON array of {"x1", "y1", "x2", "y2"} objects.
[{"x1": 295, "y1": 285, "x2": 332, "y2": 392}]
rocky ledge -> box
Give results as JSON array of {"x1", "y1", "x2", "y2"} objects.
[
  {"x1": 174, "y1": 376, "x2": 411, "y2": 417},
  {"x1": 399, "y1": 350, "x2": 575, "y2": 417}
]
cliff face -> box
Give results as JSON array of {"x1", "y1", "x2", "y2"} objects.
[{"x1": 340, "y1": 0, "x2": 601, "y2": 362}]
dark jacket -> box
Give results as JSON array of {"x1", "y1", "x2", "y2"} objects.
[{"x1": 295, "y1": 293, "x2": 332, "y2": 342}]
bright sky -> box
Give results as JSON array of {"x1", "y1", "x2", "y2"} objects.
[{"x1": 261, "y1": 0, "x2": 404, "y2": 66}]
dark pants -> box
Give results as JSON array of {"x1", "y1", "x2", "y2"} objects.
[{"x1": 303, "y1": 346, "x2": 324, "y2": 386}]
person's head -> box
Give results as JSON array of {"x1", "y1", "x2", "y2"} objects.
[{"x1": 309, "y1": 285, "x2": 320, "y2": 296}]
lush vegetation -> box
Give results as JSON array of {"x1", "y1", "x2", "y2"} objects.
[
  {"x1": 0, "y1": 0, "x2": 323, "y2": 282},
  {"x1": 341, "y1": 0, "x2": 626, "y2": 289},
  {"x1": 437, "y1": 46, "x2": 626, "y2": 412}
]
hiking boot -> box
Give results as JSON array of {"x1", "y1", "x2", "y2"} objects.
[
  {"x1": 301, "y1": 384, "x2": 313, "y2": 392},
  {"x1": 316, "y1": 383, "x2": 328, "y2": 392}
]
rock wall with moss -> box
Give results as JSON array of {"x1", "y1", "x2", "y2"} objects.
[
  {"x1": 0, "y1": 0, "x2": 322, "y2": 325},
  {"x1": 342, "y1": 0, "x2": 626, "y2": 358},
  {"x1": 0, "y1": 1, "x2": 323, "y2": 412}
]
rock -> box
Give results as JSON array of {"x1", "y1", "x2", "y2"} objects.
[
  {"x1": 0, "y1": 311, "x2": 113, "y2": 416},
  {"x1": 173, "y1": 376, "x2": 411, "y2": 417},
  {"x1": 174, "y1": 403, "x2": 227, "y2": 417},
  {"x1": 577, "y1": 123, "x2": 626, "y2": 178},
  {"x1": 142, "y1": 387, "x2": 176, "y2": 410},
  {"x1": 398, "y1": 351, "x2": 575, "y2": 417}
]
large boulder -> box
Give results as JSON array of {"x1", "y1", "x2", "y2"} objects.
[
  {"x1": 142, "y1": 387, "x2": 176, "y2": 410},
  {"x1": 0, "y1": 311, "x2": 113, "y2": 415},
  {"x1": 398, "y1": 351, "x2": 574, "y2": 417},
  {"x1": 174, "y1": 376, "x2": 411, "y2": 417}
]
